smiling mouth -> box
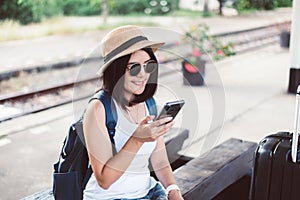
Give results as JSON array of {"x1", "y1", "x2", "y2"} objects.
[{"x1": 132, "y1": 81, "x2": 145, "y2": 86}]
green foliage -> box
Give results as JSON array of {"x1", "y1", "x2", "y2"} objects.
[
  {"x1": 1, "y1": 0, "x2": 290, "y2": 26},
  {"x1": 252, "y1": 0, "x2": 275, "y2": 10},
  {"x1": 183, "y1": 23, "x2": 235, "y2": 61},
  {"x1": 0, "y1": 0, "x2": 63, "y2": 25},
  {"x1": 146, "y1": 0, "x2": 172, "y2": 15},
  {"x1": 0, "y1": 0, "x2": 101, "y2": 24},
  {"x1": 275, "y1": 0, "x2": 292, "y2": 7},
  {"x1": 0, "y1": 0, "x2": 19, "y2": 20},
  {"x1": 41, "y1": 0, "x2": 64, "y2": 17},
  {"x1": 109, "y1": 0, "x2": 175, "y2": 15},
  {"x1": 108, "y1": 0, "x2": 147, "y2": 15},
  {"x1": 18, "y1": 0, "x2": 64, "y2": 24},
  {"x1": 233, "y1": 0, "x2": 252, "y2": 11},
  {"x1": 62, "y1": 0, "x2": 102, "y2": 16},
  {"x1": 1, "y1": 0, "x2": 179, "y2": 23},
  {"x1": 17, "y1": 0, "x2": 40, "y2": 24},
  {"x1": 234, "y1": 0, "x2": 291, "y2": 12}
]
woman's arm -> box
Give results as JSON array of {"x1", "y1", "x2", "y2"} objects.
[
  {"x1": 150, "y1": 136, "x2": 183, "y2": 200},
  {"x1": 83, "y1": 100, "x2": 142, "y2": 189},
  {"x1": 83, "y1": 100, "x2": 173, "y2": 189}
]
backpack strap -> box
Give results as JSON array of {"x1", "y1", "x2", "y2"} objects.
[
  {"x1": 83, "y1": 90, "x2": 117, "y2": 189},
  {"x1": 90, "y1": 92, "x2": 157, "y2": 137},
  {"x1": 146, "y1": 97, "x2": 157, "y2": 117},
  {"x1": 89, "y1": 90, "x2": 118, "y2": 144}
]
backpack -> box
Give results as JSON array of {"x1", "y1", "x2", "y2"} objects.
[{"x1": 53, "y1": 90, "x2": 157, "y2": 200}]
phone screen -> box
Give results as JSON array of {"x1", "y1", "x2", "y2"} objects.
[{"x1": 156, "y1": 100, "x2": 185, "y2": 121}]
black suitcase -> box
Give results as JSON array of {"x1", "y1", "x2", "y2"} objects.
[{"x1": 250, "y1": 87, "x2": 300, "y2": 200}]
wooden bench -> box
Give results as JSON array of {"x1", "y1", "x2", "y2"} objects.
[
  {"x1": 23, "y1": 137, "x2": 256, "y2": 200},
  {"x1": 175, "y1": 138, "x2": 257, "y2": 200},
  {"x1": 23, "y1": 128, "x2": 189, "y2": 200}
]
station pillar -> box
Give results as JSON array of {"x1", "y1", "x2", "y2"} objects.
[{"x1": 288, "y1": 0, "x2": 300, "y2": 93}]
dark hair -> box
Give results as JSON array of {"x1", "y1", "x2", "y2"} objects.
[{"x1": 102, "y1": 48, "x2": 158, "y2": 109}]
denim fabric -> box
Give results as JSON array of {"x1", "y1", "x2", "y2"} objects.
[{"x1": 115, "y1": 183, "x2": 167, "y2": 200}]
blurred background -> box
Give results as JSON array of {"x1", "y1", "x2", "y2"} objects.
[
  {"x1": 0, "y1": 0, "x2": 292, "y2": 41},
  {"x1": 0, "y1": 0, "x2": 294, "y2": 199}
]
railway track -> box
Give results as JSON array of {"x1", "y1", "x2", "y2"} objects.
[{"x1": 0, "y1": 21, "x2": 290, "y2": 122}]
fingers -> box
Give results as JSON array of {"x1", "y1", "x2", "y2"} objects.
[
  {"x1": 139, "y1": 115, "x2": 155, "y2": 125},
  {"x1": 134, "y1": 116, "x2": 174, "y2": 142},
  {"x1": 156, "y1": 120, "x2": 174, "y2": 136},
  {"x1": 151, "y1": 116, "x2": 173, "y2": 127},
  {"x1": 148, "y1": 117, "x2": 174, "y2": 138}
]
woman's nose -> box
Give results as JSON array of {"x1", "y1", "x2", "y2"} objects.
[{"x1": 136, "y1": 65, "x2": 146, "y2": 77}]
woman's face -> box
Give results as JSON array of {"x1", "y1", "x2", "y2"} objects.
[{"x1": 124, "y1": 50, "x2": 151, "y2": 100}]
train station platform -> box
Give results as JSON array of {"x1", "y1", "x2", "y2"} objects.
[
  {"x1": 0, "y1": 43, "x2": 294, "y2": 199},
  {"x1": 0, "y1": 7, "x2": 296, "y2": 200}
]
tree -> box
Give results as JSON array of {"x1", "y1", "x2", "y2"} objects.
[
  {"x1": 217, "y1": 0, "x2": 224, "y2": 15},
  {"x1": 203, "y1": 0, "x2": 210, "y2": 16},
  {"x1": 102, "y1": 0, "x2": 108, "y2": 24}
]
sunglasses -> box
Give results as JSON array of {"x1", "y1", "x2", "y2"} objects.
[{"x1": 126, "y1": 60, "x2": 158, "y2": 76}]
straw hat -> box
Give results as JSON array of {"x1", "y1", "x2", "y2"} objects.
[{"x1": 97, "y1": 25, "x2": 165, "y2": 75}]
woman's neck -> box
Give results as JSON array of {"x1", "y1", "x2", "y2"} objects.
[{"x1": 126, "y1": 103, "x2": 145, "y2": 124}]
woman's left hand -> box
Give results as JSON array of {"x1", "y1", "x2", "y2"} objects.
[{"x1": 168, "y1": 190, "x2": 184, "y2": 200}]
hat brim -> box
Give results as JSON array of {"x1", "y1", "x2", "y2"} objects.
[{"x1": 96, "y1": 40, "x2": 165, "y2": 76}]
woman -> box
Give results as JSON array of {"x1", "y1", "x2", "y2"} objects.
[{"x1": 83, "y1": 25, "x2": 183, "y2": 200}]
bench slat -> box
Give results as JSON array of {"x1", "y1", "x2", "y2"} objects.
[{"x1": 175, "y1": 138, "x2": 257, "y2": 200}]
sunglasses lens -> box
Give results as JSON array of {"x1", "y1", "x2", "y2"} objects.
[
  {"x1": 129, "y1": 64, "x2": 141, "y2": 76},
  {"x1": 145, "y1": 61, "x2": 158, "y2": 73},
  {"x1": 128, "y1": 61, "x2": 158, "y2": 76}
]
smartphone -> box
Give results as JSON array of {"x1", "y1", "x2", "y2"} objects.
[{"x1": 155, "y1": 100, "x2": 185, "y2": 122}]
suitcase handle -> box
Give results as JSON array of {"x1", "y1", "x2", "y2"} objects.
[{"x1": 292, "y1": 86, "x2": 300, "y2": 163}]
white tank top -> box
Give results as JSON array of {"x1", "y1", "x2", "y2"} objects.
[{"x1": 83, "y1": 100, "x2": 157, "y2": 200}]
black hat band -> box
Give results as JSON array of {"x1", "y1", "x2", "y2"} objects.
[{"x1": 104, "y1": 36, "x2": 148, "y2": 63}]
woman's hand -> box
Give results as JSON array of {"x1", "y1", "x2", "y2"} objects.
[
  {"x1": 168, "y1": 190, "x2": 184, "y2": 200},
  {"x1": 132, "y1": 116, "x2": 174, "y2": 143}
]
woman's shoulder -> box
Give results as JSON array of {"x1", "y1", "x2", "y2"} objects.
[
  {"x1": 84, "y1": 99, "x2": 106, "y2": 124},
  {"x1": 87, "y1": 98, "x2": 106, "y2": 111}
]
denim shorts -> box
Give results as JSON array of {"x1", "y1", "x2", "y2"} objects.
[{"x1": 115, "y1": 183, "x2": 167, "y2": 200}]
